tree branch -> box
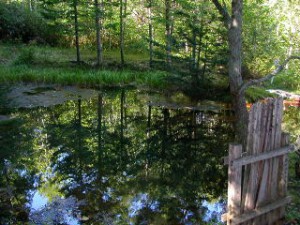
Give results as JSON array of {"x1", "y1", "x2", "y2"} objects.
[
  {"x1": 239, "y1": 56, "x2": 300, "y2": 95},
  {"x1": 211, "y1": 0, "x2": 231, "y2": 28}
]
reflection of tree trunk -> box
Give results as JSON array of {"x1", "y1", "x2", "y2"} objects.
[
  {"x1": 77, "y1": 97, "x2": 83, "y2": 170},
  {"x1": 146, "y1": 104, "x2": 152, "y2": 174},
  {"x1": 97, "y1": 94, "x2": 103, "y2": 173},
  {"x1": 120, "y1": 90, "x2": 126, "y2": 158},
  {"x1": 98, "y1": 94, "x2": 103, "y2": 151},
  {"x1": 191, "y1": 111, "x2": 196, "y2": 140},
  {"x1": 161, "y1": 109, "x2": 169, "y2": 174},
  {"x1": 78, "y1": 97, "x2": 82, "y2": 126}
]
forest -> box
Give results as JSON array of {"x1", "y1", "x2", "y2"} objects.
[{"x1": 0, "y1": 0, "x2": 299, "y2": 95}]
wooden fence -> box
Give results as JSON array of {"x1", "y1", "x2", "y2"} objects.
[{"x1": 222, "y1": 98, "x2": 294, "y2": 225}]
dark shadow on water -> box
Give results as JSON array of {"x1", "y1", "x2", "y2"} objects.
[{"x1": 0, "y1": 87, "x2": 235, "y2": 224}]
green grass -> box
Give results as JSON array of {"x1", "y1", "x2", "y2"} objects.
[
  {"x1": 0, "y1": 44, "x2": 167, "y2": 89},
  {"x1": 0, "y1": 64, "x2": 167, "y2": 88},
  {"x1": 1, "y1": 43, "x2": 298, "y2": 98}
]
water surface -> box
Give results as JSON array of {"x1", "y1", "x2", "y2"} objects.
[{"x1": 0, "y1": 86, "x2": 235, "y2": 224}]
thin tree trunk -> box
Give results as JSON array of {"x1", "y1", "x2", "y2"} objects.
[
  {"x1": 165, "y1": 0, "x2": 172, "y2": 69},
  {"x1": 95, "y1": 0, "x2": 103, "y2": 67},
  {"x1": 191, "y1": 28, "x2": 197, "y2": 71},
  {"x1": 120, "y1": 0, "x2": 126, "y2": 67},
  {"x1": 148, "y1": 0, "x2": 153, "y2": 68},
  {"x1": 74, "y1": 0, "x2": 81, "y2": 63}
]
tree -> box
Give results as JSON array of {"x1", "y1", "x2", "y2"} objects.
[
  {"x1": 165, "y1": 0, "x2": 173, "y2": 69},
  {"x1": 73, "y1": 0, "x2": 81, "y2": 63},
  {"x1": 211, "y1": 0, "x2": 247, "y2": 145},
  {"x1": 119, "y1": 0, "x2": 127, "y2": 67},
  {"x1": 211, "y1": 0, "x2": 300, "y2": 146},
  {"x1": 147, "y1": 0, "x2": 154, "y2": 68},
  {"x1": 94, "y1": 0, "x2": 104, "y2": 67}
]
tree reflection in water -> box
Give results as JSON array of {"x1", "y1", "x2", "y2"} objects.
[{"x1": 0, "y1": 88, "x2": 234, "y2": 224}]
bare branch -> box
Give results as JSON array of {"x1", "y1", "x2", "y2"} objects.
[
  {"x1": 239, "y1": 56, "x2": 300, "y2": 95},
  {"x1": 211, "y1": 0, "x2": 231, "y2": 28}
]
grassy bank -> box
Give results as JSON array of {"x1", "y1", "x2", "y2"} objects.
[
  {"x1": 0, "y1": 65, "x2": 167, "y2": 88},
  {"x1": 0, "y1": 43, "x2": 298, "y2": 100},
  {"x1": 0, "y1": 44, "x2": 167, "y2": 89}
]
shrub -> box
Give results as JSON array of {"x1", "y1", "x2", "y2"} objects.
[
  {"x1": 0, "y1": 2, "x2": 53, "y2": 44},
  {"x1": 14, "y1": 48, "x2": 36, "y2": 65}
]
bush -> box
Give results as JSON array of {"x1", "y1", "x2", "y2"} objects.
[
  {"x1": 0, "y1": 2, "x2": 53, "y2": 44},
  {"x1": 14, "y1": 48, "x2": 36, "y2": 65}
]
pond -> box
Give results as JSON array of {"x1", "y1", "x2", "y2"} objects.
[
  {"x1": 2, "y1": 84, "x2": 298, "y2": 224},
  {"x1": 0, "y1": 84, "x2": 236, "y2": 224}
]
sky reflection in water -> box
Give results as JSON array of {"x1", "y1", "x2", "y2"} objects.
[{"x1": 0, "y1": 88, "x2": 234, "y2": 224}]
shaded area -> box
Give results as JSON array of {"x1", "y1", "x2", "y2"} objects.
[{"x1": 0, "y1": 87, "x2": 234, "y2": 224}]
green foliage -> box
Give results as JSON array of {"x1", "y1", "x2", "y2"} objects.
[
  {"x1": 14, "y1": 48, "x2": 36, "y2": 65},
  {"x1": 0, "y1": 2, "x2": 52, "y2": 44},
  {"x1": 266, "y1": 70, "x2": 300, "y2": 93},
  {"x1": 245, "y1": 87, "x2": 275, "y2": 103}
]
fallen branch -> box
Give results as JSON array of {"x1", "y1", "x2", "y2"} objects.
[{"x1": 239, "y1": 56, "x2": 300, "y2": 95}]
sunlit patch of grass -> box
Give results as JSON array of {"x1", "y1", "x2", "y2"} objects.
[{"x1": 0, "y1": 64, "x2": 168, "y2": 89}]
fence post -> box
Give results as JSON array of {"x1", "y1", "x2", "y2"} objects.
[{"x1": 227, "y1": 144, "x2": 243, "y2": 224}]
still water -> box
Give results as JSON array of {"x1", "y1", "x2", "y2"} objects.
[{"x1": 0, "y1": 86, "x2": 235, "y2": 224}]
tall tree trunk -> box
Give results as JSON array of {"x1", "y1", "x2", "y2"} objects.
[
  {"x1": 73, "y1": 0, "x2": 81, "y2": 63},
  {"x1": 191, "y1": 28, "x2": 197, "y2": 71},
  {"x1": 120, "y1": 0, "x2": 126, "y2": 67},
  {"x1": 228, "y1": 0, "x2": 248, "y2": 146},
  {"x1": 148, "y1": 0, "x2": 154, "y2": 68},
  {"x1": 165, "y1": 0, "x2": 172, "y2": 69},
  {"x1": 95, "y1": 0, "x2": 103, "y2": 67},
  {"x1": 212, "y1": 0, "x2": 248, "y2": 146}
]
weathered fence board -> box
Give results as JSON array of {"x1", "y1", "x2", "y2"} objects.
[
  {"x1": 223, "y1": 98, "x2": 291, "y2": 225},
  {"x1": 230, "y1": 145, "x2": 293, "y2": 167},
  {"x1": 229, "y1": 196, "x2": 292, "y2": 225}
]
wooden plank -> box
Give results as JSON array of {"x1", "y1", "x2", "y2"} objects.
[
  {"x1": 231, "y1": 145, "x2": 293, "y2": 167},
  {"x1": 278, "y1": 133, "x2": 290, "y2": 221},
  {"x1": 255, "y1": 101, "x2": 269, "y2": 225},
  {"x1": 251, "y1": 101, "x2": 268, "y2": 225},
  {"x1": 271, "y1": 99, "x2": 284, "y2": 224},
  {"x1": 227, "y1": 144, "x2": 243, "y2": 224},
  {"x1": 255, "y1": 99, "x2": 274, "y2": 212},
  {"x1": 270, "y1": 99, "x2": 283, "y2": 199},
  {"x1": 241, "y1": 103, "x2": 255, "y2": 214},
  {"x1": 243, "y1": 102, "x2": 262, "y2": 213},
  {"x1": 229, "y1": 196, "x2": 292, "y2": 225}
]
